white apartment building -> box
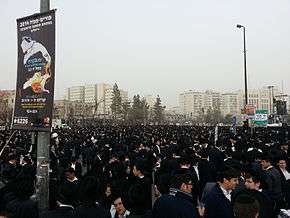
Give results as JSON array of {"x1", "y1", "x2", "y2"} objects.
[
  {"x1": 179, "y1": 91, "x2": 205, "y2": 118},
  {"x1": 67, "y1": 86, "x2": 85, "y2": 102},
  {"x1": 84, "y1": 84, "x2": 98, "y2": 104},
  {"x1": 67, "y1": 83, "x2": 113, "y2": 115},
  {"x1": 179, "y1": 90, "x2": 222, "y2": 118},
  {"x1": 179, "y1": 87, "x2": 282, "y2": 117},
  {"x1": 204, "y1": 90, "x2": 221, "y2": 111},
  {"x1": 221, "y1": 93, "x2": 240, "y2": 116}
]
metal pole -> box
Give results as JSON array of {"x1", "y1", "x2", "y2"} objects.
[
  {"x1": 243, "y1": 27, "x2": 248, "y2": 106},
  {"x1": 271, "y1": 86, "x2": 274, "y2": 114},
  {"x1": 36, "y1": 0, "x2": 50, "y2": 212},
  {"x1": 36, "y1": 132, "x2": 50, "y2": 211},
  {"x1": 40, "y1": 0, "x2": 50, "y2": 13},
  {"x1": 268, "y1": 85, "x2": 274, "y2": 114},
  {"x1": 269, "y1": 86, "x2": 272, "y2": 114}
]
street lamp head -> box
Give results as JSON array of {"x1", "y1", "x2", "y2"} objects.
[{"x1": 236, "y1": 24, "x2": 243, "y2": 28}]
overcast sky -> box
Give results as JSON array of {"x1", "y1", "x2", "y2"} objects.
[{"x1": 1, "y1": 0, "x2": 290, "y2": 107}]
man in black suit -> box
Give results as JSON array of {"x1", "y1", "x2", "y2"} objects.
[
  {"x1": 1, "y1": 154, "x2": 19, "y2": 184},
  {"x1": 73, "y1": 176, "x2": 111, "y2": 218},
  {"x1": 174, "y1": 156, "x2": 199, "y2": 207},
  {"x1": 203, "y1": 167, "x2": 239, "y2": 218},
  {"x1": 41, "y1": 184, "x2": 74, "y2": 218},
  {"x1": 197, "y1": 149, "x2": 216, "y2": 194},
  {"x1": 132, "y1": 160, "x2": 152, "y2": 211},
  {"x1": 70, "y1": 157, "x2": 82, "y2": 179},
  {"x1": 152, "y1": 173, "x2": 198, "y2": 218},
  {"x1": 261, "y1": 154, "x2": 284, "y2": 214},
  {"x1": 62, "y1": 167, "x2": 80, "y2": 207},
  {"x1": 234, "y1": 169, "x2": 274, "y2": 218}
]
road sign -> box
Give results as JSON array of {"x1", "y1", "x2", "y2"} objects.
[{"x1": 254, "y1": 109, "x2": 268, "y2": 125}]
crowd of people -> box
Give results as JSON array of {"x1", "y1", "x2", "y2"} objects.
[{"x1": 0, "y1": 124, "x2": 290, "y2": 218}]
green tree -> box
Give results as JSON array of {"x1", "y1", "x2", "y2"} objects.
[
  {"x1": 121, "y1": 100, "x2": 131, "y2": 123},
  {"x1": 153, "y1": 95, "x2": 165, "y2": 124},
  {"x1": 129, "y1": 95, "x2": 149, "y2": 124},
  {"x1": 223, "y1": 114, "x2": 233, "y2": 124},
  {"x1": 111, "y1": 83, "x2": 122, "y2": 119},
  {"x1": 130, "y1": 95, "x2": 141, "y2": 124},
  {"x1": 204, "y1": 107, "x2": 223, "y2": 125},
  {"x1": 141, "y1": 98, "x2": 149, "y2": 124}
]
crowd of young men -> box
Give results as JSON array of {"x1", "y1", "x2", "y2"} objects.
[{"x1": 0, "y1": 124, "x2": 289, "y2": 218}]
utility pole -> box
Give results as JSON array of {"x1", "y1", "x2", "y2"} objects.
[
  {"x1": 236, "y1": 24, "x2": 248, "y2": 106},
  {"x1": 36, "y1": 0, "x2": 50, "y2": 212},
  {"x1": 268, "y1": 86, "x2": 274, "y2": 114}
]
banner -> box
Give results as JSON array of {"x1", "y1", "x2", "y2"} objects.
[{"x1": 12, "y1": 10, "x2": 56, "y2": 131}]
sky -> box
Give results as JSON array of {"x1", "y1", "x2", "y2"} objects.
[{"x1": 1, "y1": 0, "x2": 290, "y2": 107}]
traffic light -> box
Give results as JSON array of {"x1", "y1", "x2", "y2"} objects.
[{"x1": 277, "y1": 100, "x2": 287, "y2": 115}]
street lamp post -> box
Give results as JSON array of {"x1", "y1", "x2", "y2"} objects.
[
  {"x1": 237, "y1": 24, "x2": 248, "y2": 106},
  {"x1": 35, "y1": 0, "x2": 50, "y2": 212}
]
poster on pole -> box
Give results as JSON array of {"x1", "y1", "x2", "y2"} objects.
[
  {"x1": 245, "y1": 104, "x2": 256, "y2": 119},
  {"x1": 12, "y1": 10, "x2": 56, "y2": 131}
]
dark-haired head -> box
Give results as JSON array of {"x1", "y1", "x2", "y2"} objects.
[
  {"x1": 217, "y1": 167, "x2": 240, "y2": 191},
  {"x1": 170, "y1": 173, "x2": 193, "y2": 194},
  {"x1": 233, "y1": 194, "x2": 259, "y2": 218}
]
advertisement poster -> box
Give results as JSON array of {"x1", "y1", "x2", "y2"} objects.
[{"x1": 12, "y1": 10, "x2": 56, "y2": 131}]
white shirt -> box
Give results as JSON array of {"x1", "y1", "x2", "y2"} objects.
[
  {"x1": 110, "y1": 205, "x2": 130, "y2": 218},
  {"x1": 220, "y1": 185, "x2": 232, "y2": 202},
  {"x1": 280, "y1": 168, "x2": 290, "y2": 180},
  {"x1": 265, "y1": 165, "x2": 273, "y2": 171},
  {"x1": 193, "y1": 165, "x2": 200, "y2": 180}
]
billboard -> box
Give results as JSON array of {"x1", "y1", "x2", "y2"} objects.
[{"x1": 12, "y1": 10, "x2": 56, "y2": 131}]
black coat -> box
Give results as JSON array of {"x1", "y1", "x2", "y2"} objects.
[
  {"x1": 152, "y1": 189, "x2": 198, "y2": 218},
  {"x1": 233, "y1": 189, "x2": 274, "y2": 218},
  {"x1": 204, "y1": 184, "x2": 234, "y2": 218},
  {"x1": 173, "y1": 167, "x2": 199, "y2": 206},
  {"x1": 128, "y1": 209, "x2": 152, "y2": 218},
  {"x1": 198, "y1": 159, "x2": 216, "y2": 193},
  {"x1": 264, "y1": 166, "x2": 283, "y2": 201},
  {"x1": 135, "y1": 176, "x2": 152, "y2": 210},
  {"x1": 41, "y1": 206, "x2": 73, "y2": 218},
  {"x1": 5, "y1": 197, "x2": 39, "y2": 218},
  {"x1": 128, "y1": 213, "x2": 152, "y2": 218},
  {"x1": 73, "y1": 203, "x2": 111, "y2": 218}
]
